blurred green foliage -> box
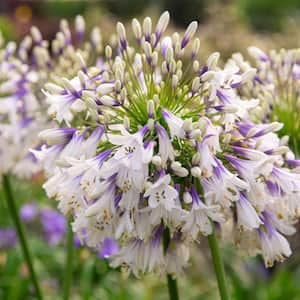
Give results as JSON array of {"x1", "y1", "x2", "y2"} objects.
[
  {"x1": 0, "y1": 16, "x2": 16, "y2": 41},
  {"x1": 238, "y1": 0, "x2": 299, "y2": 31},
  {"x1": 103, "y1": 0, "x2": 150, "y2": 19},
  {"x1": 160, "y1": 0, "x2": 211, "y2": 26},
  {"x1": 41, "y1": 1, "x2": 88, "y2": 18}
]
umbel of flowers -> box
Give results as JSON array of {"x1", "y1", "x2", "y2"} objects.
[
  {"x1": 228, "y1": 47, "x2": 300, "y2": 154},
  {"x1": 0, "y1": 16, "x2": 104, "y2": 178},
  {"x1": 33, "y1": 12, "x2": 300, "y2": 278}
]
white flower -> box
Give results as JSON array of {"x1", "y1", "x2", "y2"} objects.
[
  {"x1": 259, "y1": 227, "x2": 291, "y2": 267},
  {"x1": 155, "y1": 123, "x2": 175, "y2": 166},
  {"x1": 39, "y1": 128, "x2": 76, "y2": 145},
  {"x1": 145, "y1": 174, "x2": 178, "y2": 211},
  {"x1": 84, "y1": 181, "x2": 116, "y2": 217},
  {"x1": 236, "y1": 193, "x2": 262, "y2": 230},
  {"x1": 162, "y1": 109, "x2": 185, "y2": 139},
  {"x1": 182, "y1": 187, "x2": 224, "y2": 238},
  {"x1": 202, "y1": 158, "x2": 248, "y2": 207}
]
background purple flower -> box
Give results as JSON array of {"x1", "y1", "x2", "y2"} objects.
[
  {"x1": 20, "y1": 202, "x2": 39, "y2": 222},
  {"x1": 98, "y1": 238, "x2": 119, "y2": 259},
  {"x1": 0, "y1": 228, "x2": 17, "y2": 250},
  {"x1": 40, "y1": 208, "x2": 66, "y2": 245}
]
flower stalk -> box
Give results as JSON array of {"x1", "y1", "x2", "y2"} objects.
[
  {"x1": 166, "y1": 274, "x2": 179, "y2": 300},
  {"x1": 2, "y1": 174, "x2": 43, "y2": 300},
  {"x1": 207, "y1": 224, "x2": 230, "y2": 300},
  {"x1": 63, "y1": 218, "x2": 74, "y2": 300},
  {"x1": 163, "y1": 228, "x2": 179, "y2": 300}
]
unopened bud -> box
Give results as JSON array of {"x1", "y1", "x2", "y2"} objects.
[
  {"x1": 123, "y1": 116, "x2": 130, "y2": 130},
  {"x1": 191, "y1": 166, "x2": 202, "y2": 178},
  {"x1": 143, "y1": 17, "x2": 152, "y2": 39},
  {"x1": 183, "y1": 191, "x2": 193, "y2": 203},
  {"x1": 174, "y1": 167, "x2": 189, "y2": 177},
  {"x1": 147, "y1": 118, "x2": 155, "y2": 130},
  {"x1": 155, "y1": 11, "x2": 170, "y2": 39},
  {"x1": 192, "y1": 38, "x2": 200, "y2": 57},
  {"x1": 75, "y1": 15, "x2": 85, "y2": 40},
  {"x1": 132, "y1": 18, "x2": 142, "y2": 40},
  {"x1": 116, "y1": 22, "x2": 127, "y2": 50},
  {"x1": 97, "y1": 83, "x2": 115, "y2": 95},
  {"x1": 181, "y1": 21, "x2": 198, "y2": 48},
  {"x1": 171, "y1": 161, "x2": 182, "y2": 170},
  {"x1": 207, "y1": 52, "x2": 220, "y2": 70},
  {"x1": 105, "y1": 45, "x2": 112, "y2": 59},
  {"x1": 61, "y1": 78, "x2": 77, "y2": 94},
  {"x1": 45, "y1": 83, "x2": 64, "y2": 94},
  {"x1": 31, "y1": 26, "x2": 42, "y2": 43},
  {"x1": 192, "y1": 152, "x2": 201, "y2": 165},
  {"x1": 183, "y1": 119, "x2": 193, "y2": 132},
  {"x1": 152, "y1": 155, "x2": 162, "y2": 167},
  {"x1": 147, "y1": 99, "x2": 155, "y2": 117}
]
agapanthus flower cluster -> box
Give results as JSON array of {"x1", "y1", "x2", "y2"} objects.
[
  {"x1": 0, "y1": 16, "x2": 105, "y2": 178},
  {"x1": 228, "y1": 47, "x2": 300, "y2": 153},
  {"x1": 0, "y1": 34, "x2": 45, "y2": 177},
  {"x1": 33, "y1": 12, "x2": 300, "y2": 276}
]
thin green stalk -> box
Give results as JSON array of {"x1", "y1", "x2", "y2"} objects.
[
  {"x1": 166, "y1": 274, "x2": 179, "y2": 300},
  {"x1": 207, "y1": 225, "x2": 230, "y2": 300},
  {"x1": 81, "y1": 258, "x2": 95, "y2": 300},
  {"x1": 63, "y1": 219, "x2": 74, "y2": 300},
  {"x1": 163, "y1": 227, "x2": 179, "y2": 300},
  {"x1": 2, "y1": 174, "x2": 43, "y2": 300}
]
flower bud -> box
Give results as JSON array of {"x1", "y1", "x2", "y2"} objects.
[
  {"x1": 191, "y1": 166, "x2": 202, "y2": 178},
  {"x1": 147, "y1": 99, "x2": 155, "y2": 117},
  {"x1": 152, "y1": 155, "x2": 162, "y2": 167},
  {"x1": 143, "y1": 17, "x2": 152, "y2": 40},
  {"x1": 181, "y1": 21, "x2": 198, "y2": 49},
  {"x1": 155, "y1": 11, "x2": 169, "y2": 40},
  {"x1": 132, "y1": 18, "x2": 142, "y2": 41},
  {"x1": 183, "y1": 191, "x2": 193, "y2": 203},
  {"x1": 207, "y1": 52, "x2": 220, "y2": 70}
]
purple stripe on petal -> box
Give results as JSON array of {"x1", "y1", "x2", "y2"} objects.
[
  {"x1": 216, "y1": 89, "x2": 231, "y2": 104},
  {"x1": 114, "y1": 193, "x2": 122, "y2": 208},
  {"x1": 190, "y1": 186, "x2": 201, "y2": 205},
  {"x1": 151, "y1": 224, "x2": 164, "y2": 247},
  {"x1": 285, "y1": 159, "x2": 300, "y2": 167}
]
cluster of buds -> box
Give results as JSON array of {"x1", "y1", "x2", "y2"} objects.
[
  {"x1": 229, "y1": 47, "x2": 300, "y2": 154},
  {"x1": 0, "y1": 16, "x2": 106, "y2": 178},
  {"x1": 33, "y1": 12, "x2": 300, "y2": 276}
]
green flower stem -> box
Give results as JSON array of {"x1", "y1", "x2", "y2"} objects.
[
  {"x1": 163, "y1": 227, "x2": 179, "y2": 300},
  {"x1": 2, "y1": 174, "x2": 43, "y2": 300},
  {"x1": 207, "y1": 225, "x2": 230, "y2": 300},
  {"x1": 166, "y1": 274, "x2": 179, "y2": 300},
  {"x1": 63, "y1": 218, "x2": 74, "y2": 300}
]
